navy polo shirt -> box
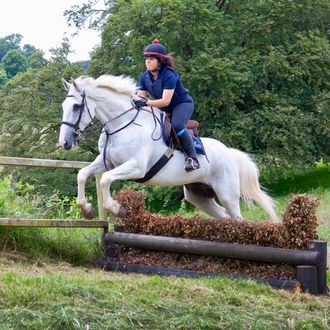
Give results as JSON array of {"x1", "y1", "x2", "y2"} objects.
[{"x1": 139, "y1": 65, "x2": 193, "y2": 112}]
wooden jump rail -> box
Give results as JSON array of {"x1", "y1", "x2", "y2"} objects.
[
  {"x1": 101, "y1": 231, "x2": 328, "y2": 295},
  {"x1": 0, "y1": 156, "x2": 89, "y2": 169},
  {"x1": 0, "y1": 219, "x2": 109, "y2": 236}
]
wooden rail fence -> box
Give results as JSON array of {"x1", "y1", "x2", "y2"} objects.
[{"x1": 0, "y1": 156, "x2": 108, "y2": 233}]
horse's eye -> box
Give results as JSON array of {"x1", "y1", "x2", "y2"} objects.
[{"x1": 73, "y1": 104, "x2": 81, "y2": 111}]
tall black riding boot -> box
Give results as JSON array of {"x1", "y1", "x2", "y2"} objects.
[{"x1": 178, "y1": 129, "x2": 200, "y2": 172}]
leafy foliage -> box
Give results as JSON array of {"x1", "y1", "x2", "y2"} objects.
[
  {"x1": 0, "y1": 59, "x2": 93, "y2": 196},
  {"x1": 84, "y1": 0, "x2": 330, "y2": 172},
  {"x1": 2, "y1": 49, "x2": 29, "y2": 79},
  {"x1": 0, "y1": 34, "x2": 22, "y2": 62},
  {"x1": 0, "y1": 175, "x2": 34, "y2": 217},
  {"x1": 0, "y1": 64, "x2": 7, "y2": 87},
  {"x1": 0, "y1": 174, "x2": 81, "y2": 219}
]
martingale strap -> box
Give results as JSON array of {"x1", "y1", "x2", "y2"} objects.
[{"x1": 134, "y1": 147, "x2": 174, "y2": 183}]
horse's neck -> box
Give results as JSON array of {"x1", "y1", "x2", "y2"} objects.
[
  {"x1": 97, "y1": 102, "x2": 165, "y2": 160},
  {"x1": 137, "y1": 107, "x2": 162, "y2": 131},
  {"x1": 91, "y1": 91, "x2": 163, "y2": 152},
  {"x1": 95, "y1": 94, "x2": 161, "y2": 132},
  {"x1": 94, "y1": 96, "x2": 133, "y2": 128}
]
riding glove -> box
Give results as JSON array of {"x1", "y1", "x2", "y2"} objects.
[{"x1": 133, "y1": 97, "x2": 148, "y2": 108}]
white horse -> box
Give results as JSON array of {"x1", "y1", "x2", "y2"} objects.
[{"x1": 59, "y1": 75, "x2": 279, "y2": 222}]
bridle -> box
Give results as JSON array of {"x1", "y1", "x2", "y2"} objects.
[{"x1": 60, "y1": 92, "x2": 94, "y2": 137}]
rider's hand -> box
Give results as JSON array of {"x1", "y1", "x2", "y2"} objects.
[{"x1": 133, "y1": 97, "x2": 148, "y2": 108}]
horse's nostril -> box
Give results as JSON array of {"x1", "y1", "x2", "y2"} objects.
[{"x1": 63, "y1": 140, "x2": 72, "y2": 150}]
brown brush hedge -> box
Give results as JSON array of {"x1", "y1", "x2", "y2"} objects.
[
  {"x1": 109, "y1": 190, "x2": 320, "y2": 280},
  {"x1": 114, "y1": 190, "x2": 319, "y2": 249}
]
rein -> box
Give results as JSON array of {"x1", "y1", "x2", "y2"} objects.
[
  {"x1": 102, "y1": 105, "x2": 140, "y2": 136},
  {"x1": 102, "y1": 105, "x2": 140, "y2": 170},
  {"x1": 101, "y1": 105, "x2": 162, "y2": 170}
]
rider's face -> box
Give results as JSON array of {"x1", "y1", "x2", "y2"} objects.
[{"x1": 145, "y1": 57, "x2": 159, "y2": 71}]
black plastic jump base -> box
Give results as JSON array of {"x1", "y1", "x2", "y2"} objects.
[
  {"x1": 96, "y1": 260, "x2": 300, "y2": 291},
  {"x1": 99, "y1": 231, "x2": 328, "y2": 295}
]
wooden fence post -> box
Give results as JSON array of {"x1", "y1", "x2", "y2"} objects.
[
  {"x1": 307, "y1": 240, "x2": 328, "y2": 294},
  {"x1": 296, "y1": 266, "x2": 319, "y2": 294}
]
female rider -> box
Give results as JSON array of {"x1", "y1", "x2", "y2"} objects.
[{"x1": 134, "y1": 39, "x2": 200, "y2": 172}]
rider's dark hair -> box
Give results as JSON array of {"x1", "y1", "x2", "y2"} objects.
[{"x1": 160, "y1": 54, "x2": 175, "y2": 70}]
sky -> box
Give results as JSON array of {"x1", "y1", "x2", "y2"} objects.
[{"x1": 0, "y1": 0, "x2": 102, "y2": 62}]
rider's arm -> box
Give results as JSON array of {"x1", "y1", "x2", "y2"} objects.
[
  {"x1": 146, "y1": 89, "x2": 174, "y2": 108},
  {"x1": 137, "y1": 90, "x2": 147, "y2": 98}
]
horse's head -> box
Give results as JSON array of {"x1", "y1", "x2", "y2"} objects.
[{"x1": 59, "y1": 77, "x2": 96, "y2": 150}]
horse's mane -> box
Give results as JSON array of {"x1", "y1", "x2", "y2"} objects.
[{"x1": 94, "y1": 74, "x2": 137, "y2": 97}]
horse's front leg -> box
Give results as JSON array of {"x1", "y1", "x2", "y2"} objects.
[
  {"x1": 77, "y1": 154, "x2": 112, "y2": 219},
  {"x1": 100, "y1": 159, "x2": 146, "y2": 217}
]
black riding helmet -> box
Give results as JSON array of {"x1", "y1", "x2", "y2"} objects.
[{"x1": 143, "y1": 39, "x2": 168, "y2": 58}]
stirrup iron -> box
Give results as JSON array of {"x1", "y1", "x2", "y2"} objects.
[{"x1": 184, "y1": 157, "x2": 200, "y2": 172}]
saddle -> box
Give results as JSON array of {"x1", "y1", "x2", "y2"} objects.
[
  {"x1": 161, "y1": 113, "x2": 206, "y2": 156},
  {"x1": 163, "y1": 113, "x2": 199, "y2": 141}
]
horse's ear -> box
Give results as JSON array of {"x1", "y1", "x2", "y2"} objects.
[
  {"x1": 61, "y1": 78, "x2": 70, "y2": 91},
  {"x1": 70, "y1": 77, "x2": 80, "y2": 92},
  {"x1": 72, "y1": 80, "x2": 79, "y2": 92}
]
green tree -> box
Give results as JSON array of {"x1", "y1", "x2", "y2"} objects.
[
  {"x1": 28, "y1": 50, "x2": 47, "y2": 69},
  {"x1": 49, "y1": 37, "x2": 73, "y2": 64},
  {"x1": 0, "y1": 61, "x2": 85, "y2": 158},
  {"x1": 22, "y1": 44, "x2": 47, "y2": 69},
  {"x1": 0, "y1": 64, "x2": 7, "y2": 87},
  {"x1": 0, "y1": 33, "x2": 22, "y2": 61},
  {"x1": 0, "y1": 61, "x2": 89, "y2": 196},
  {"x1": 2, "y1": 49, "x2": 29, "y2": 79},
  {"x1": 22, "y1": 44, "x2": 38, "y2": 58}
]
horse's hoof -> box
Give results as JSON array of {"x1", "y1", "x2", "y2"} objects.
[{"x1": 81, "y1": 204, "x2": 95, "y2": 220}]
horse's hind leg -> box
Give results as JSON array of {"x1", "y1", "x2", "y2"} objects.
[
  {"x1": 183, "y1": 185, "x2": 229, "y2": 219},
  {"x1": 212, "y1": 179, "x2": 242, "y2": 220}
]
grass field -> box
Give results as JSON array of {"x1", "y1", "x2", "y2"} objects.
[{"x1": 0, "y1": 260, "x2": 329, "y2": 329}]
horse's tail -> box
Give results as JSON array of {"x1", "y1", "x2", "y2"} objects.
[{"x1": 229, "y1": 148, "x2": 280, "y2": 222}]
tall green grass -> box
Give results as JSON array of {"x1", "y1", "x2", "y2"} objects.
[{"x1": 260, "y1": 160, "x2": 330, "y2": 195}]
